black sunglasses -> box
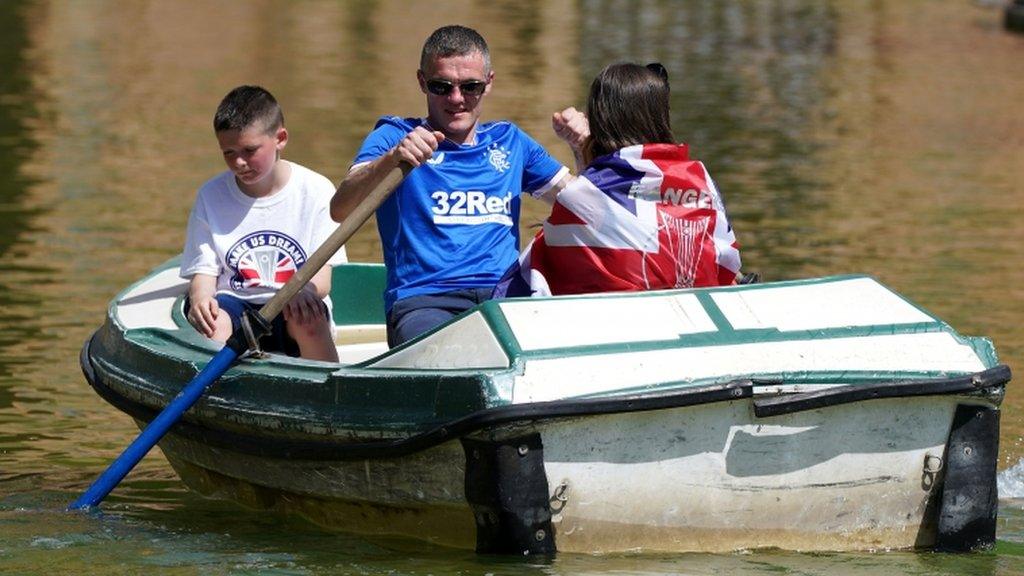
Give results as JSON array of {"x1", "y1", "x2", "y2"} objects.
[{"x1": 425, "y1": 79, "x2": 488, "y2": 97}]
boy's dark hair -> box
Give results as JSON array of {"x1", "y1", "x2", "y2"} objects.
[
  {"x1": 584, "y1": 63, "x2": 674, "y2": 163},
  {"x1": 213, "y1": 85, "x2": 285, "y2": 133},
  {"x1": 420, "y1": 25, "x2": 490, "y2": 73}
]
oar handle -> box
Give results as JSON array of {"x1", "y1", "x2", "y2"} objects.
[{"x1": 258, "y1": 165, "x2": 407, "y2": 322}]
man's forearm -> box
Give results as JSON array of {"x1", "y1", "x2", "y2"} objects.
[{"x1": 331, "y1": 151, "x2": 401, "y2": 222}]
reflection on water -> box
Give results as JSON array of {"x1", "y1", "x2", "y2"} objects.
[
  {"x1": 0, "y1": 0, "x2": 1022, "y2": 573},
  {"x1": 0, "y1": 0, "x2": 47, "y2": 385},
  {"x1": 578, "y1": 0, "x2": 838, "y2": 273}
]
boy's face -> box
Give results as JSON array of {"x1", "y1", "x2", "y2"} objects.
[{"x1": 217, "y1": 124, "x2": 287, "y2": 189}]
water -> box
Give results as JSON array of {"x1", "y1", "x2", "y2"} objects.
[{"x1": 1, "y1": 0, "x2": 1023, "y2": 573}]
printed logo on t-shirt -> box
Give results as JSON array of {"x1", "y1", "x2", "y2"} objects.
[
  {"x1": 485, "y1": 143, "x2": 511, "y2": 173},
  {"x1": 226, "y1": 231, "x2": 308, "y2": 290},
  {"x1": 430, "y1": 190, "x2": 513, "y2": 226},
  {"x1": 426, "y1": 152, "x2": 445, "y2": 166}
]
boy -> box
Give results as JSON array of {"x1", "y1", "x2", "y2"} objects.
[{"x1": 180, "y1": 85, "x2": 344, "y2": 362}]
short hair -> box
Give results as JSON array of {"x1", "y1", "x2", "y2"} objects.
[
  {"x1": 584, "y1": 63, "x2": 674, "y2": 163},
  {"x1": 213, "y1": 85, "x2": 285, "y2": 133},
  {"x1": 420, "y1": 25, "x2": 490, "y2": 73}
]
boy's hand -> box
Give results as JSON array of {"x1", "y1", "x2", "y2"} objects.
[
  {"x1": 283, "y1": 285, "x2": 327, "y2": 326},
  {"x1": 392, "y1": 126, "x2": 446, "y2": 167},
  {"x1": 187, "y1": 295, "x2": 220, "y2": 338}
]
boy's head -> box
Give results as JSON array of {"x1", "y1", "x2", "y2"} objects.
[
  {"x1": 214, "y1": 85, "x2": 285, "y2": 134},
  {"x1": 214, "y1": 86, "x2": 289, "y2": 193}
]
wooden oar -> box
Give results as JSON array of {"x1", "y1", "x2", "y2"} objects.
[{"x1": 69, "y1": 164, "x2": 408, "y2": 510}]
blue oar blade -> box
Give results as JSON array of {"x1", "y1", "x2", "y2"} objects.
[{"x1": 68, "y1": 345, "x2": 241, "y2": 510}]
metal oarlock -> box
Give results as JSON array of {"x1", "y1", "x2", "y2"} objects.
[{"x1": 239, "y1": 308, "x2": 272, "y2": 358}]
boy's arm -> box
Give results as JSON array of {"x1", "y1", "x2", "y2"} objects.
[
  {"x1": 186, "y1": 273, "x2": 219, "y2": 337},
  {"x1": 331, "y1": 126, "x2": 444, "y2": 222},
  {"x1": 307, "y1": 265, "x2": 332, "y2": 300}
]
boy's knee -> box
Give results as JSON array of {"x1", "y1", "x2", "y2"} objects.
[
  {"x1": 210, "y1": 315, "x2": 234, "y2": 342},
  {"x1": 287, "y1": 317, "x2": 332, "y2": 341}
]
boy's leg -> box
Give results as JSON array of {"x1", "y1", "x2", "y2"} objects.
[
  {"x1": 210, "y1": 313, "x2": 234, "y2": 342},
  {"x1": 285, "y1": 303, "x2": 339, "y2": 362},
  {"x1": 183, "y1": 294, "x2": 243, "y2": 342}
]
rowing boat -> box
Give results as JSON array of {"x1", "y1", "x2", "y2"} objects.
[{"x1": 80, "y1": 257, "x2": 1009, "y2": 553}]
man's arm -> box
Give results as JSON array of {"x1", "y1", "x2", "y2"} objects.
[
  {"x1": 331, "y1": 126, "x2": 445, "y2": 222},
  {"x1": 531, "y1": 106, "x2": 591, "y2": 206},
  {"x1": 535, "y1": 171, "x2": 575, "y2": 206},
  {"x1": 552, "y1": 106, "x2": 590, "y2": 174}
]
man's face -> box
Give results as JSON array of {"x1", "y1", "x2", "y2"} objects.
[{"x1": 418, "y1": 51, "x2": 493, "y2": 144}]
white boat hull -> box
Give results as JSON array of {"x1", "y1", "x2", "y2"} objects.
[{"x1": 142, "y1": 392, "x2": 984, "y2": 553}]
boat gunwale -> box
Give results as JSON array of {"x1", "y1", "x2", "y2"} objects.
[
  {"x1": 81, "y1": 331, "x2": 1010, "y2": 461},
  {"x1": 111, "y1": 259, "x2": 1003, "y2": 373}
]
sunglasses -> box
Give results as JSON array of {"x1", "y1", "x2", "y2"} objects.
[{"x1": 425, "y1": 79, "x2": 488, "y2": 97}]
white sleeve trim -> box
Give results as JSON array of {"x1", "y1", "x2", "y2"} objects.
[
  {"x1": 528, "y1": 166, "x2": 570, "y2": 198},
  {"x1": 179, "y1": 265, "x2": 220, "y2": 279}
]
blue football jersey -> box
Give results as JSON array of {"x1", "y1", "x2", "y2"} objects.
[{"x1": 354, "y1": 116, "x2": 567, "y2": 311}]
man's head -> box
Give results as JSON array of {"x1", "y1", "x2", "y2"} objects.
[
  {"x1": 417, "y1": 25, "x2": 494, "y2": 144},
  {"x1": 213, "y1": 86, "x2": 288, "y2": 191},
  {"x1": 584, "y1": 63, "x2": 674, "y2": 163}
]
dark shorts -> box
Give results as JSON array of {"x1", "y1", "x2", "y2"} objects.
[
  {"x1": 185, "y1": 294, "x2": 300, "y2": 357},
  {"x1": 386, "y1": 288, "x2": 494, "y2": 348}
]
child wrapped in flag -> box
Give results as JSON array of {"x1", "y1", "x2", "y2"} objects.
[{"x1": 495, "y1": 63, "x2": 741, "y2": 298}]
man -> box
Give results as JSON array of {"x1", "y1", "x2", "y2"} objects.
[{"x1": 332, "y1": 24, "x2": 588, "y2": 347}]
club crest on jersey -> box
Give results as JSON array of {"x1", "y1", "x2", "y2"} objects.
[
  {"x1": 485, "y1": 143, "x2": 511, "y2": 173},
  {"x1": 226, "y1": 231, "x2": 308, "y2": 290}
]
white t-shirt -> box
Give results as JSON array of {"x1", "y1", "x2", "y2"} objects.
[{"x1": 180, "y1": 161, "x2": 347, "y2": 310}]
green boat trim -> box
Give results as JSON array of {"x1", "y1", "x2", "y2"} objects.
[{"x1": 82, "y1": 332, "x2": 1009, "y2": 460}]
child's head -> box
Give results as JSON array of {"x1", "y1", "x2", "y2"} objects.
[
  {"x1": 214, "y1": 86, "x2": 289, "y2": 193},
  {"x1": 214, "y1": 85, "x2": 285, "y2": 134},
  {"x1": 583, "y1": 62, "x2": 674, "y2": 164}
]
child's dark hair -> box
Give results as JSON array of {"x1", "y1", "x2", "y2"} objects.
[
  {"x1": 584, "y1": 63, "x2": 674, "y2": 164},
  {"x1": 213, "y1": 85, "x2": 285, "y2": 133}
]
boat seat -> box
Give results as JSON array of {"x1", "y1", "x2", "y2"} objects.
[{"x1": 335, "y1": 324, "x2": 388, "y2": 364}]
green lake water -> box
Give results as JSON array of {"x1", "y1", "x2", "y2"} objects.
[{"x1": 1, "y1": 1, "x2": 1023, "y2": 574}]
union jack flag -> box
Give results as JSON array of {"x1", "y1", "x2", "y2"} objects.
[{"x1": 495, "y1": 144, "x2": 740, "y2": 297}]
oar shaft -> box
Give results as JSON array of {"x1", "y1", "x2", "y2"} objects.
[
  {"x1": 258, "y1": 166, "x2": 406, "y2": 321},
  {"x1": 69, "y1": 345, "x2": 241, "y2": 510}
]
